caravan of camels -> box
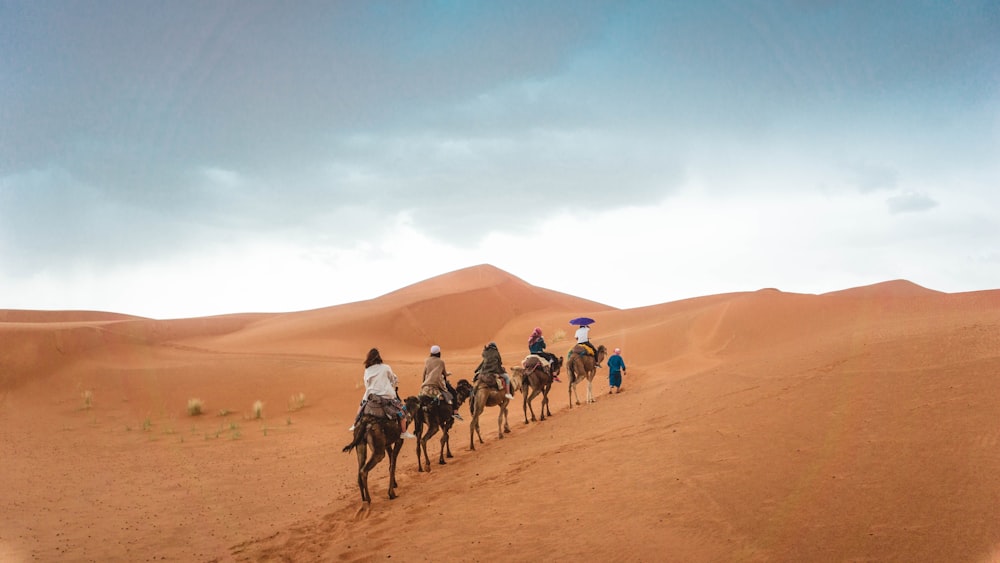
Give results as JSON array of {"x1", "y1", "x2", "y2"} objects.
[{"x1": 345, "y1": 317, "x2": 617, "y2": 506}]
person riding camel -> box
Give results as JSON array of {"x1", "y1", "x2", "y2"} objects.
[
  {"x1": 475, "y1": 341, "x2": 514, "y2": 399},
  {"x1": 419, "y1": 345, "x2": 463, "y2": 421},
  {"x1": 575, "y1": 324, "x2": 601, "y2": 368},
  {"x1": 349, "y1": 347, "x2": 414, "y2": 438},
  {"x1": 528, "y1": 327, "x2": 561, "y2": 382}
]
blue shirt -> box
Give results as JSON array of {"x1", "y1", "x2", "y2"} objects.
[
  {"x1": 529, "y1": 336, "x2": 547, "y2": 355},
  {"x1": 607, "y1": 354, "x2": 626, "y2": 374}
]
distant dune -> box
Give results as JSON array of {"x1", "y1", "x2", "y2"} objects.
[{"x1": 1, "y1": 265, "x2": 998, "y2": 562}]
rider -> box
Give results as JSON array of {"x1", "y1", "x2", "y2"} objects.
[
  {"x1": 475, "y1": 341, "x2": 514, "y2": 399},
  {"x1": 419, "y1": 345, "x2": 463, "y2": 421},
  {"x1": 575, "y1": 324, "x2": 601, "y2": 367},
  {"x1": 528, "y1": 327, "x2": 561, "y2": 382},
  {"x1": 349, "y1": 347, "x2": 415, "y2": 438}
]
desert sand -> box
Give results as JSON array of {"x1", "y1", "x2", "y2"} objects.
[{"x1": 1, "y1": 264, "x2": 999, "y2": 562}]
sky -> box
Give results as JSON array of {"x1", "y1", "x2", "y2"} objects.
[{"x1": 2, "y1": 1, "x2": 999, "y2": 319}]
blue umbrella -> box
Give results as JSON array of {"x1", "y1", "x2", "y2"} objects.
[{"x1": 569, "y1": 317, "x2": 595, "y2": 326}]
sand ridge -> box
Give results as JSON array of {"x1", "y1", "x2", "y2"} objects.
[{"x1": 2, "y1": 264, "x2": 999, "y2": 562}]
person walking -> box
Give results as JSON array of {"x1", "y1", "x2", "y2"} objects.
[{"x1": 607, "y1": 347, "x2": 627, "y2": 394}]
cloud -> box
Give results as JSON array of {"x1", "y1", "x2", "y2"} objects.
[
  {"x1": 2, "y1": 2, "x2": 999, "y2": 316},
  {"x1": 886, "y1": 191, "x2": 939, "y2": 214}
]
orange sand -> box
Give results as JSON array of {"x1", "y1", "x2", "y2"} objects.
[{"x1": 2, "y1": 264, "x2": 998, "y2": 562}]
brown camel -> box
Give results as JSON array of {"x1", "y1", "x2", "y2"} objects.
[
  {"x1": 342, "y1": 395, "x2": 418, "y2": 504},
  {"x1": 411, "y1": 381, "x2": 472, "y2": 472},
  {"x1": 517, "y1": 354, "x2": 563, "y2": 424},
  {"x1": 463, "y1": 376, "x2": 511, "y2": 450},
  {"x1": 567, "y1": 344, "x2": 607, "y2": 407}
]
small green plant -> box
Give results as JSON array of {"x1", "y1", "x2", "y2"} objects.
[
  {"x1": 288, "y1": 392, "x2": 306, "y2": 411},
  {"x1": 81, "y1": 390, "x2": 93, "y2": 410},
  {"x1": 142, "y1": 417, "x2": 152, "y2": 432},
  {"x1": 187, "y1": 398, "x2": 204, "y2": 416},
  {"x1": 252, "y1": 400, "x2": 264, "y2": 420}
]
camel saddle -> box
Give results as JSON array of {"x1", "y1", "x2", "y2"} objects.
[
  {"x1": 570, "y1": 343, "x2": 596, "y2": 359},
  {"x1": 475, "y1": 372, "x2": 504, "y2": 391},
  {"x1": 418, "y1": 390, "x2": 453, "y2": 408},
  {"x1": 523, "y1": 354, "x2": 549, "y2": 374},
  {"x1": 362, "y1": 394, "x2": 403, "y2": 419}
]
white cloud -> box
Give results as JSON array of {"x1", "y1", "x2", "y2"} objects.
[{"x1": 886, "y1": 191, "x2": 939, "y2": 214}]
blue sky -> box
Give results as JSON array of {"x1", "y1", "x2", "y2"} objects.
[{"x1": 2, "y1": 1, "x2": 998, "y2": 318}]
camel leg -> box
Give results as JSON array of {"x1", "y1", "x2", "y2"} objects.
[
  {"x1": 356, "y1": 443, "x2": 370, "y2": 504},
  {"x1": 421, "y1": 423, "x2": 438, "y2": 472},
  {"x1": 528, "y1": 388, "x2": 542, "y2": 421},
  {"x1": 470, "y1": 411, "x2": 483, "y2": 450},
  {"x1": 587, "y1": 377, "x2": 596, "y2": 403},
  {"x1": 571, "y1": 381, "x2": 581, "y2": 406},
  {"x1": 415, "y1": 421, "x2": 426, "y2": 473},
  {"x1": 438, "y1": 430, "x2": 449, "y2": 464},
  {"x1": 387, "y1": 440, "x2": 402, "y2": 500},
  {"x1": 523, "y1": 391, "x2": 531, "y2": 424},
  {"x1": 542, "y1": 390, "x2": 550, "y2": 419},
  {"x1": 442, "y1": 419, "x2": 454, "y2": 459}
]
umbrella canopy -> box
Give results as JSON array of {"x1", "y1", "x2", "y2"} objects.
[{"x1": 569, "y1": 317, "x2": 595, "y2": 326}]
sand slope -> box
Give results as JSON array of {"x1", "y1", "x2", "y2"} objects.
[{"x1": 1, "y1": 265, "x2": 998, "y2": 562}]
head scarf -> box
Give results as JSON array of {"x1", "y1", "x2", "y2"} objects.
[{"x1": 528, "y1": 327, "x2": 543, "y2": 346}]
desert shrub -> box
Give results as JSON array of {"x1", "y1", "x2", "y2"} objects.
[
  {"x1": 288, "y1": 392, "x2": 306, "y2": 411},
  {"x1": 252, "y1": 400, "x2": 264, "y2": 419},
  {"x1": 187, "y1": 398, "x2": 204, "y2": 416},
  {"x1": 553, "y1": 329, "x2": 567, "y2": 343},
  {"x1": 82, "y1": 390, "x2": 93, "y2": 410}
]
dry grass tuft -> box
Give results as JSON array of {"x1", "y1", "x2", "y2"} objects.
[
  {"x1": 187, "y1": 398, "x2": 204, "y2": 416},
  {"x1": 82, "y1": 390, "x2": 93, "y2": 410},
  {"x1": 288, "y1": 392, "x2": 306, "y2": 411},
  {"x1": 252, "y1": 400, "x2": 264, "y2": 419}
]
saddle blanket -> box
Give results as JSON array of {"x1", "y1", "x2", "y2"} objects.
[{"x1": 362, "y1": 394, "x2": 403, "y2": 419}]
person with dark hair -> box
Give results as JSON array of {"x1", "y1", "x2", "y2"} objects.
[
  {"x1": 527, "y1": 327, "x2": 561, "y2": 382},
  {"x1": 349, "y1": 347, "x2": 414, "y2": 438},
  {"x1": 475, "y1": 341, "x2": 513, "y2": 399},
  {"x1": 419, "y1": 344, "x2": 463, "y2": 421}
]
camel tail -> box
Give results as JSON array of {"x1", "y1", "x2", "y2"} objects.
[{"x1": 343, "y1": 423, "x2": 364, "y2": 453}]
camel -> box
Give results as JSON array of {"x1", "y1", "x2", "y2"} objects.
[
  {"x1": 411, "y1": 381, "x2": 472, "y2": 472},
  {"x1": 516, "y1": 354, "x2": 563, "y2": 424},
  {"x1": 567, "y1": 344, "x2": 607, "y2": 408},
  {"x1": 463, "y1": 376, "x2": 511, "y2": 450},
  {"x1": 342, "y1": 395, "x2": 418, "y2": 504}
]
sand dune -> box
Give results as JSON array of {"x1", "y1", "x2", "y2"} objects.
[{"x1": 1, "y1": 264, "x2": 998, "y2": 562}]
